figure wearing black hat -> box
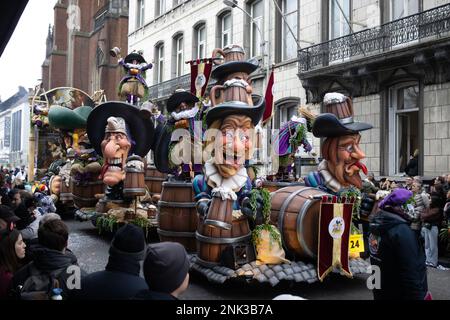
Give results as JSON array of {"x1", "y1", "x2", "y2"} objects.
[
  {"x1": 152, "y1": 89, "x2": 205, "y2": 181},
  {"x1": 303, "y1": 92, "x2": 372, "y2": 193},
  {"x1": 87, "y1": 101, "x2": 154, "y2": 202}
]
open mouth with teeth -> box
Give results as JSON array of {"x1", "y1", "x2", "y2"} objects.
[
  {"x1": 220, "y1": 152, "x2": 245, "y2": 168},
  {"x1": 101, "y1": 156, "x2": 126, "y2": 186}
]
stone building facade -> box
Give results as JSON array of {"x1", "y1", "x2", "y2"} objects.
[
  {"x1": 42, "y1": 0, "x2": 129, "y2": 101},
  {"x1": 128, "y1": 0, "x2": 450, "y2": 177}
]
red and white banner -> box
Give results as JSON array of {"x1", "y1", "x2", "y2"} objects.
[
  {"x1": 262, "y1": 69, "x2": 274, "y2": 126},
  {"x1": 188, "y1": 58, "x2": 213, "y2": 99},
  {"x1": 317, "y1": 195, "x2": 354, "y2": 281}
]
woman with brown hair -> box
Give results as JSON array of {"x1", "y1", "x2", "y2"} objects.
[{"x1": 0, "y1": 228, "x2": 26, "y2": 298}]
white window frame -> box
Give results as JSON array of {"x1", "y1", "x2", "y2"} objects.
[
  {"x1": 157, "y1": 0, "x2": 167, "y2": 16},
  {"x1": 157, "y1": 44, "x2": 164, "y2": 83},
  {"x1": 221, "y1": 13, "x2": 232, "y2": 48},
  {"x1": 389, "y1": 0, "x2": 419, "y2": 21},
  {"x1": 136, "y1": 0, "x2": 145, "y2": 29},
  {"x1": 329, "y1": 0, "x2": 350, "y2": 40},
  {"x1": 281, "y1": 0, "x2": 298, "y2": 61},
  {"x1": 176, "y1": 36, "x2": 184, "y2": 77},
  {"x1": 197, "y1": 25, "x2": 206, "y2": 59},
  {"x1": 250, "y1": 0, "x2": 263, "y2": 58}
]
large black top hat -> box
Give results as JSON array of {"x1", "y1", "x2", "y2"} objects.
[
  {"x1": 124, "y1": 52, "x2": 146, "y2": 64},
  {"x1": 166, "y1": 89, "x2": 199, "y2": 113},
  {"x1": 211, "y1": 58, "x2": 259, "y2": 80},
  {"x1": 86, "y1": 101, "x2": 154, "y2": 157},
  {"x1": 205, "y1": 94, "x2": 265, "y2": 127},
  {"x1": 312, "y1": 92, "x2": 372, "y2": 138}
]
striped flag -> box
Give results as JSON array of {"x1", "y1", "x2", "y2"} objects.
[
  {"x1": 262, "y1": 69, "x2": 274, "y2": 126},
  {"x1": 317, "y1": 195, "x2": 354, "y2": 281}
]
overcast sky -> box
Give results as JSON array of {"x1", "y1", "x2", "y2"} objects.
[{"x1": 0, "y1": 0, "x2": 55, "y2": 101}]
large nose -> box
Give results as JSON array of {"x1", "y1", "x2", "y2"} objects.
[
  {"x1": 233, "y1": 135, "x2": 244, "y2": 152},
  {"x1": 351, "y1": 144, "x2": 365, "y2": 160},
  {"x1": 104, "y1": 139, "x2": 119, "y2": 157}
]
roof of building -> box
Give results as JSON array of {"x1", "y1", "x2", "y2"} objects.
[{"x1": 0, "y1": 86, "x2": 29, "y2": 112}]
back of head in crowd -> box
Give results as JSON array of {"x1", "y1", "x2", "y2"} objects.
[
  {"x1": 0, "y1": 228, "x2": 26, "y2": 273},
  {"x1": 110, "y1": 224, "x2": 146, "y2": 259},
  {"x1": 39, "y1": 213, "x2": 61, "y2": 227},
  {"x1": 38, "y1": 219, "x2": 69, "y2": 252},
  {"x1": 0, "y1": 205, "x2": 20, "y2": 231},
  {"x1": 143, "y1": 242, "x2": 190, "y2": 297}
]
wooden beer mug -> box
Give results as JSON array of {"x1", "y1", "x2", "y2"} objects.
[
  {"x1": 210, "y1": 79, "x2": 253, "y2": 106},
  {"x1": 123, "y1": 155, "x2": 146, "y2": 197},
  {"x1": 212, "y1": 44, "x2": 246, "y2": 65},
  {"x1": 204, "y1": 196, "x2": 234, "y2": 230}
]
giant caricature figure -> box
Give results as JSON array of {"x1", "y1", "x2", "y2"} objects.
[{"x1": 304, "y1": 93, "x2": 372, "y2": 193}]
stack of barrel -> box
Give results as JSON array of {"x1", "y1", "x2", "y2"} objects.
[{"x1": 195, "y1": 44, "x2": 258, "y2": 265}]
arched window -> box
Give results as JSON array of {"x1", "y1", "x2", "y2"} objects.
[
  {"x1": 154, "y1": 42, "x2": 165, "y2": 83},
  {"x1": 193, "y1": 22, "x2": 206, "y2": 59},
  {"x1": 172, "y1": 33, "x2": 184, "y2": 78}
]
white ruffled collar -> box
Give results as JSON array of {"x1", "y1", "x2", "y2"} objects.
[{"x1": 204, "y1": 160, "x2": 248, "y2": 195}]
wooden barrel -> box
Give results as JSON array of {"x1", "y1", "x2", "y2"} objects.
[
  {"x1": 71, "y1": 180, "x2": 104, "y2": 209},
  {"x1": 59, "y1": 178, "x2": 73, "y2": 204},
  {"x1": 203, "y1": 197, "x2": 233, "y2": 230},
  {"x1": 196, "y1": 215, "x2": 251, "y2": 265},
  {"x1": 145, "y1": 166, "x2": 167, "y2": 196},
  {"x1": 270, "y1": 186, "x2": 331, "y2": 259},
  {"x1": 263, "y1": 181, "x2": 304, "y2": 193},
  {"x1": 157, "y1": 181, "x2": 198, "y2": 252}
]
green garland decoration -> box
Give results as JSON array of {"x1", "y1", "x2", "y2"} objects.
[
  {"x1": 130, "y1": 216, "x2": 151, "y2": 238},
  {"x1": 251, "y1": 223, "x2": 282, "y2": 249},
  {"x1": 338, "y1": 187, "x2": 362, "y2": 217},
  {"x1": 96, "y1": 215, "x2": 119, "y2": 234}
]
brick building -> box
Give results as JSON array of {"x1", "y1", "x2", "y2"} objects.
[{"x1": 42, "y1": 0, "x2": 129, "y2": 101}]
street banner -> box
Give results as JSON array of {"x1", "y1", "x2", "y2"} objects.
[
  {"x1": 188, "y1": 58, "x2": 213, "y2": 99},
  {"x1": 317, "y1": 195, "x2": 354, "y2": 281},
  {"x1": 262, "y1": 69, "x2": 274, "y2": 126}
]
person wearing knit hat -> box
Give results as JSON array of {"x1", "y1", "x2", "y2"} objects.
[
  {"x1": 134, "y1": 242, "x2": 190, "y2": 300},
  {"x1": 368, "y1": 188, "x2": 430, "y2": 300},
  {"x1": 75, "y1": 224, "x2": 148, "y2": 300}
]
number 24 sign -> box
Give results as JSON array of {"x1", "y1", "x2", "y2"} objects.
[{"x1": 349, "y1": 234, "x2": 365, "y2": 253}]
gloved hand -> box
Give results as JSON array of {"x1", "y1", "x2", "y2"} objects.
[
  {"x1": 241, "y1": 192, "x2": 264, "y2": 225},
  {"x1": 196, "y1": 199, "x2": 211, "y2": 218}
]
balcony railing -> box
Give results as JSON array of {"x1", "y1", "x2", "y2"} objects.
[
  {"x1": 298, "y1": 3, "x2": 450, "y2": 73},
  {"x1": 148, "y1": 73, "x2": 217, "y2": 101}
]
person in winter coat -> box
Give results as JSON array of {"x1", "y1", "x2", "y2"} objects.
[
  {"x1": 74, "y1": 224, "x2": 148, "y2": 300},
  {"x1": 134, "y1": 242, "x2": 190, "y2": 300},
  {"x1": 0, "y1": 228, "x2": 26, "y2": 299},
  {"x1": 12, "y1": 219, "x2": 85, "y2": 299},
  {"x1": 404, "y1": 149, "x2": 419, "y2": 177},
  {"x1": 369, "y1": 188, "x2": 430, "y2": 300},
  {"x1": 421, "y1": 184, "x2": 445, "y2": 267}
]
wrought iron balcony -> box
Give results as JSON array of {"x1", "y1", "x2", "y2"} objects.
[{"x1": 298, "y1": 3, "x2": 450, "y2": 75}]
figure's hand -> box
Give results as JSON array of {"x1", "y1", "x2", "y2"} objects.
[
  {"x1": 241, "y1": 193, "x2": 264, "y2": 225},
  {"x1": 196, "y1": 199, "x2": 211, "y2": 218}
]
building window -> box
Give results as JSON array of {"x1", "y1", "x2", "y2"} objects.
[
  {"x1": 155, "y1": 43, "x2": 164, "y2": 83},
  {"x1": 4, "y1": 116, "x2": 10, "y2": 148},
  {"x1": 388, "y1": 83, "x2": 420, "y2": 175},
  {"x1": 173, "y1": 35, "x2": 184, "y2": 78},
  {"x1": 221, "y1": 13, "x2": 232, "y2": 48},
  {"x1": 194, "y1": 23, "x2": 206, "y2": 59},
  {"x1": 329, "y1": 0, "x2": 350, "y2": 40},
  {"x1": 250, "y1": 0, "x2": 263, "y2": 57},
  {"x1": 282, "y1": 0, "x2": 298, "y2": 61},
  {"x1": 136, "y1": 0, "x2": 145, "y2": 29},
  {"x1": 390, "y1": 0, "x2": 419, "y2": 20},
  {"x1": 11, "y1": 111, "x2": 22, "y2": 152},
  {"x1": 156, "y1": 0, "x2": 167, "y2": 16}
]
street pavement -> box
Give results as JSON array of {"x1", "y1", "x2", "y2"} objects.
[{"x1": 65, "y1": 218, "x2": 450, "y2": 300}]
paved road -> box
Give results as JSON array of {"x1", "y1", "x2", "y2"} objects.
[{"x1": 65, "y1": 218, "x2": 450, "y2": 300}]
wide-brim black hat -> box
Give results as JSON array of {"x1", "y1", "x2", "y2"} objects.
[
  {"x1": 87, "y1": 101, "x2": 154, "y2": 157},
  {"x1": 312, "y1": 113, "x2": 372, "y2": 138},
  {"x1": 205, "y1": 94, "x2": 265, "y2": 127},
  {"x1": 211, "y1": 58, "x2": 259, "y2": 80},
  {"x1": 152, "y1": 123, "x2": 172, "y2": 173},
  {"x1": 124, "y1": 52, "x2": 146, "y2": 64},
  {"x1": 166, "y1": 90, "x2": 199, "y2": 113}
]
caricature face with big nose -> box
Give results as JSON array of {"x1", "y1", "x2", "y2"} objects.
[{"x1": 101, "y1": 131, "x2": 131, "y2": 186}]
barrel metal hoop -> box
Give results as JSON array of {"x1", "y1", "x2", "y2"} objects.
[
  {"x1": 204, "y1": 219, "x2": 232, "y2": 230},
  {"x1": 162, "y1": 182, "x2": 193, "y2": 187},
  {"x1": 158, "y1": 200, "x2": 196, "y2": 208},
  {"x1": 157, "y1": 228, "x2": 196, "y2": 238},
  {"x1": 123, "y1": 188, "x2": 146, "y2": 194},
  {"x1": 195, "y1": 231, "x2": 251, "y2": 244},
  {"x1": 72, "y1": 195, "x2": 96, "y2": 201},
  {"x1": 145, "y1": 177, "x2": 166, "y2": 181},
  {"x1": 278, "y1": 187, "x2": 316, "y2": 251}
]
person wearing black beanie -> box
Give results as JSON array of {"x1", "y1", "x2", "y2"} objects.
[
  {"x1": 74, "y1": 224, "x2": 148, "y2": 300},
  {"x1": 134, "y1": 242, "x2": 190, "y2": 300}
]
